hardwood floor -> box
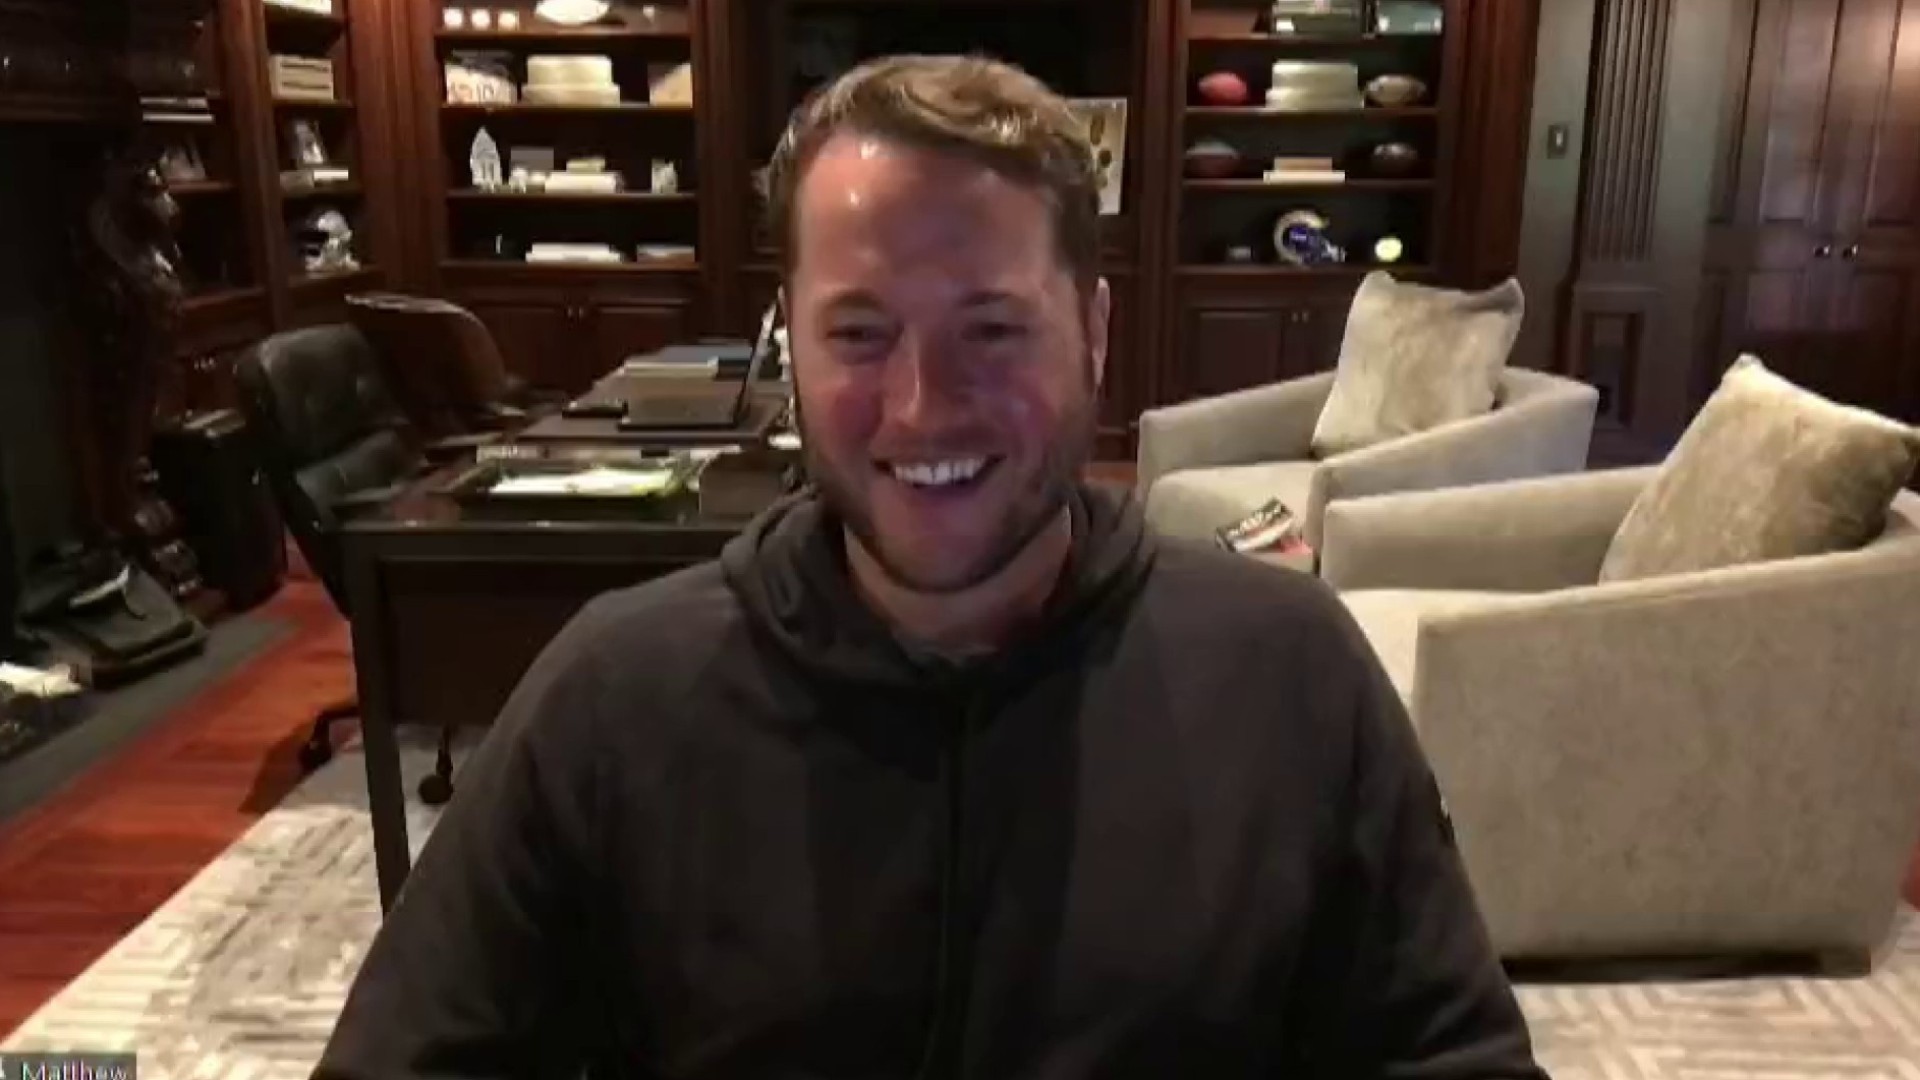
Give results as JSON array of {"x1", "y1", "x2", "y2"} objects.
[{"x1": 0, "y1": 581, "x2": 350, "y2": 1036}]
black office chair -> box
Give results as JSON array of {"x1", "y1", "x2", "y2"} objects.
[{"x1": 233, "y1": 324, "x2": 457, "y2": 805}]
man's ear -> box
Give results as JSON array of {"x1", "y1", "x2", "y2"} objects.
[{"x1": 1087, "y1": 277, "x2": 1112, "y2": 390}]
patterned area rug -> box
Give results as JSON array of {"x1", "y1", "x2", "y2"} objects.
[{"x1": 6, "y1": 735, "x2": 1920, "y2": 1079}]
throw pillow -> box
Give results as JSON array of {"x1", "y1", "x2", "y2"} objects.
[
  {"x1": 1599, "y1": 355, "x2": 1920, "y2": 582},
  {"x1": 1309, "y1": 272, "x2": 1525, "y2": 458}
]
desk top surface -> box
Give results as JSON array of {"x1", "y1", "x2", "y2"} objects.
[{"x1": 344, "y1": 450, "x2": 799, "y2": 539}]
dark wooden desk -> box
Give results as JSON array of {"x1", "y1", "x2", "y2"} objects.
[{"x1": 343, "y1": 453, "x2": 792, "y2": 910}]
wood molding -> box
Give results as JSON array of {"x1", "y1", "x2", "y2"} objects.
[
  {"x1": 1563, "y1": 0, "x2": 1676, "y2": 429},
  {"x1": 697, "y1": 0, "x2": 746, "y2": 335},
  {"x1": 1455, "y1": 0, "x2": 1545, "y2": 285},
  {"x1": 1577, "y1": 0, "x2": 1675, "y2": 263}
]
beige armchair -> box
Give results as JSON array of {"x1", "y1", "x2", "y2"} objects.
[
  {"x1": 1135, "y1": 368, "x2": 1598, "y2": 553},
  {"x1": 1321, "y1": 468, "x2": 1920, "y2": 968}
]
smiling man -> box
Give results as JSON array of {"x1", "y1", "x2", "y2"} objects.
[{"x1": 316, "y1": 55, "x2": 1548, "y2": 1080}]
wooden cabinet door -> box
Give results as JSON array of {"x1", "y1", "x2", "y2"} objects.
[
  {"x1": 462, "y1": 301, "x2": 578, "y2": 393},
  {"x1": 1702, "y1": 0, "x2": 1860, "y2": 400},
  {"x1": 588, "y1": 302, "x2": 698, "y2": 386},
  {"x1": 1178, "y1": 307, "x2": 1290, "y2": 401},
  {"x1": 1821, "y1": 0, "x2": 1920, "y2": 420},
  {"x1": 1288, "y1": 293, "x2": 1353, "y2": 377},
  {"x1": 1821, "y1": 264, "x2": 1920, "y2": 421},
  {"x1": 1175, "y1": 290, "x2": 1353, "y2": 403}
]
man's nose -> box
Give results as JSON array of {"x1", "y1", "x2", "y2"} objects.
[{"x1": 883, "y1": 336, "x2": 972, "y2": 428}]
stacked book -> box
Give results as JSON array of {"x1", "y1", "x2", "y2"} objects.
[
  {"x1": 1263, "y1": 156, "x2": 1345, "y2": 186},
  {"x1": 525, "y1": 55, "x2": 622, "y2": 107},
  {"x1": 1268, "y1": 0, "x2": 1364, "y2": 35},
  {"x1": 270, "y1": 55, "x2": 336, "y2": 101},
  {"x1": 1265, "y1": 60, "x2": 1363, "y2": 111}
]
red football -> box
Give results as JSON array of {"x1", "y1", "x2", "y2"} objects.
[{"x1": 1197, "y1": 71, "x2": 1250, "y2": 106}]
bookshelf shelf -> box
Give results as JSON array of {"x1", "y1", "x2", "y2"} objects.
[
  {"x1": 435, "y1": 27, "x2": 690, "y2": 44},
  {"x1": 441, "y1": 102, "x2": 692, "y2": 116},
  {"x1": 1185, "y1": 105, "x2": 1440, "y2": 120},
  {"x1": 1184, "y1": 178, "x2": 1435, "y2": 193},
  {"x1": 448, "y1": 190, "x2": 697, "y2": 204}
]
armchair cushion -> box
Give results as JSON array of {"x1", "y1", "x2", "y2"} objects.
[
  {"x1": 1310, "y1": 272, "x2": 1526, "y2": 458},
  {"x1": 1338, "y1": 589, "x2": 1512, "y2": 705},
  {"x1": 1600, "y1": 355, "x2": 1920, "y2": 582},
  {"x1": 1142, "y1": 460, "x2": 1316, "y2": 544}
]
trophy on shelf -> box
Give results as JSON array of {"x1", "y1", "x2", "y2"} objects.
[{"x1": 469, "y1": 127, "x2": 504, "y2": 191}]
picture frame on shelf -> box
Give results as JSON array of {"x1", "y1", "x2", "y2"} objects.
[{"x1": 445, "y1": 50, "x2": 517, "y2": 104}]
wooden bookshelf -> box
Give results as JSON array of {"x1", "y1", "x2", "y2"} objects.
[
  {"x1": 256, "y1": 0, "x2": 395, "y2": 319},
  {"x1": 1161, "y1": 1, "x2": 1468, "y2": 405},
  {"x1": 401, "y1": 0, "x2": 706, "y2": 393}
]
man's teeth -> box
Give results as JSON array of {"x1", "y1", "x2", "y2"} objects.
[{"x1": 892, "y1": 458, "x2": 988, "y2": 487}]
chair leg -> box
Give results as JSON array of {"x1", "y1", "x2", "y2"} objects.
[
  {"x1": 416, "y1": 726, "x2": 456, "y2": 806},
  {"x1": 298, "y1": 696, "x2": 358, "y2": 772}
]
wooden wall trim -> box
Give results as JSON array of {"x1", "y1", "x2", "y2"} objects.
[
  {"x1": 1455, "y1": 0, "x2": 1545, "y2": 286},
  {"x1": 1558, "y1": 0, "x2": 1739, "y2": 454},
  {"x1": 1577, "y1": 0, "x2": 1675, "y2": 263},
  {"x1": 1124, "y1": 0, "x2": 1178, "y2": 454},
  {"x1": 694, "y1": 0, "x2": 744, "y2": 334},
  {"x1": 1563, "y1": 0, "x2": 1675, "y2": 430}
]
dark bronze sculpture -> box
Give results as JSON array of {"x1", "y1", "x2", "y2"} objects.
[{"x1": 73, "y1": 141, "x2": 201, "y2": 598}]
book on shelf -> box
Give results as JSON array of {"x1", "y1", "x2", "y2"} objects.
[
  {"x1": 525, "y1": 242, "x2": 624, "y2": 264},
  {"x1": 282, "y1": 166, "x2": 354, "y2": 189},
  {"x1": 1259, "y1": 169, "x2": 1348, "y2": 185},
  {"x1": 270, "y1": 56, "x2": 337, "y2": 100},
  {"x1": 264, "y1": 0, "x2": 336, "y2": 14}
]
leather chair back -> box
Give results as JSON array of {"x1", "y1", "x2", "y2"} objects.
[
  {"x1": 346, "y1": 292, "x2": 518, "y2": 438},
  {"x1": 234, "y1": 324, "x2": 417, "y2": 613}
]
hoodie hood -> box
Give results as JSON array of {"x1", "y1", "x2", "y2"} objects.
[{"x1": 720, "y1": 483, "x2": 1156, "y2": 690}]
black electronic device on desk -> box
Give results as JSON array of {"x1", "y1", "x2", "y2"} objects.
[{"x1": 619, "y1": 305, "x2": 778, "y2": 431}]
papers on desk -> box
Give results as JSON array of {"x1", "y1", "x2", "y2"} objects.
[
  {"x1": 487, "y1": 465, "x2": 679, "y2": 498},
  {"x1": 621, "y1": 358, "x2": 717, "y2": 378}
]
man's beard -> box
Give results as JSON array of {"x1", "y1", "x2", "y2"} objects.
[{"x1": 795, "y1": 371, "x2": 1097, "y2": 596}]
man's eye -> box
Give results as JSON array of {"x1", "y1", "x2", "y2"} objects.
[
  {"x1": 967, "y1": 321, "x2": 1028, "y2": 344},
  {"x1": 828, "y1": 326, "x2": 889, "y2": 345}
]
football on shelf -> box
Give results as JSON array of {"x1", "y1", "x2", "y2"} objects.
[{"x1": 1196, "y1": 71, "x2": 1251, "y2": 106}]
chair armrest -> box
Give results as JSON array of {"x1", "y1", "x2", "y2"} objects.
[
  {"x1": 424, "y1": 431, "x2": 502, "y2": 464},
  {"x1": 331, "y1": 482, "x2": 408, "y2": 519},
  {"x1": 1320, "y1": 467, "x2": 1656, "y2": 592},
  {"x1": 1134, "y1": 372, "x2": 1335, "y2": 494},
  {"x1": 1410, "y1": 537, "x2": 1920, "y2": 957},
  {"x1": 472, "y1": 402, "x2": 528, "y2": 430},
  {"x1": 1308, "y1": 372, "x2": 1599, "y2": 548}
]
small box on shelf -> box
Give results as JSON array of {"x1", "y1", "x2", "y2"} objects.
[
  {"x1": 269, "y1": 55, "x2": 338, "y2": 100},
  {"x1": 263, "y1": 0, "x2": 337, "y2": 16}
]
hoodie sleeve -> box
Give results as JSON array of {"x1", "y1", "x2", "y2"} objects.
[
  {"x1": 313, "y1": 601, "x2": 615, "y2": 1080},
  {"x1": 1290, "y1": 616, "x2": 1549, "y2": 1080}
]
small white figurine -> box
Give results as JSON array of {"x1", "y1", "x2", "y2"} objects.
[
  {"x1": 471, "y1": 8, "x2": 493, "y2": 29},
  {"x1": 469, "y1": 127, "x2": 504, "y2": 191},
  {"x1": 443, "y1": 7, "x2": 466, "y2": 28}
]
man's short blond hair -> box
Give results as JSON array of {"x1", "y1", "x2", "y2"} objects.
[{"x1": 762, "y1": 54, "x2": 1104, "y2": 294}]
